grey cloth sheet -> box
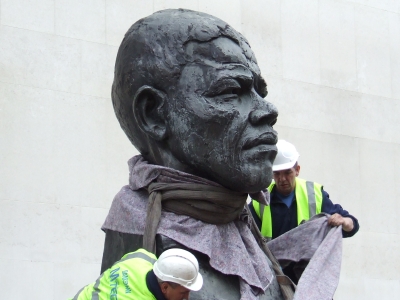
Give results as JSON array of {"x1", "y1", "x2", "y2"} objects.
[
  {"x1": 268, "y1": 214, "x2": 343, "y2": 300},
  {"x1": 102, "y1": 156, "x2": 342, "y2": 299},
  {"x1": 102, "y1": 156, "x2": 273, "y2": 299}
]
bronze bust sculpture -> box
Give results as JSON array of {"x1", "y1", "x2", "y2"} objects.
[{"x1": 102, "y1": 9, "x2": 283, "y2": 299}]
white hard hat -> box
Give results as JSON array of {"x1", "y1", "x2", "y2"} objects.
[
  {"x1": 153, "y1": 248, "x2": 203, "y2": 291},
  {"x1": 272, "y1": 140, "x2": 300, "y2": 171}
]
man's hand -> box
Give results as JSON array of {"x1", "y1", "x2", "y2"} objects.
[{"x1": 328, "y1": 213, "x2": 354, "y2": 232}]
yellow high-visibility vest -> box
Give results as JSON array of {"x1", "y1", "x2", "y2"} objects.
[
  {"x1": 252, "y1": 178, "x2": 323, "y2": 239},
  {"x1": 70, "y1": 249, "x2": 157, "y2": 300}
]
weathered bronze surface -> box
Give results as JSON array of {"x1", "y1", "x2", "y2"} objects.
[{"x1": 104, "y1": 9, "x2": 281, "y2": 299}]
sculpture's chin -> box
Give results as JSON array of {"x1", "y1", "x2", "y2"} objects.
[{"x1": 213, "y1": 169, "x2": 273, "y2": 194}]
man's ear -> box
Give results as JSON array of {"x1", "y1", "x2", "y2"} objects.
[
  {"x1": 132, "y1": 86, "x2": 167, "y2": 141},
  {"x1": 295, "y1": 164, "x2": 300, "y2": 176},
  {"x1": 160, "y1": 282, "x2": 169, "y2": 294}
]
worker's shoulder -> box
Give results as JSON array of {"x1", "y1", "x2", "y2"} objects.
[
  {"x1": 296, "y1": 177, "x2": 324, "y2": 187},
  {"x1": 120, "y1": 248, "x2": 157, "y2": 262}
]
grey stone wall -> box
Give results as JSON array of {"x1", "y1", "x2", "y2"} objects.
[{"x1": 1, "y1": 1, "x2": 399, "y2": 298}]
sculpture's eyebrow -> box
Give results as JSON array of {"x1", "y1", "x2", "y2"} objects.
[
  {"x1": 254, "y1": 75, "x2": 268, "y2": 98},
  {"x1": 211, "y1": 64, "x2": 254, "y2": 87}
]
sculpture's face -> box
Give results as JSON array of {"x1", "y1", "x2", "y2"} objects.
[{"x1": 166, "y1": 37, "x2": 278, "y2": 193}]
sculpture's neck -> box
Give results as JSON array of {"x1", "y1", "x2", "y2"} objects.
[{"x1": 144, "y1": 146, "x2": 208, "y2": 179}]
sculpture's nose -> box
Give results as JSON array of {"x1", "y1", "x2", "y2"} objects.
[{"x1": 248, "y1": 95, "x2": 278, "y2": 126}]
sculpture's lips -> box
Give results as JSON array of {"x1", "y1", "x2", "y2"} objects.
[{"x1": 243, "y1": 132, "x2": 278, "y2": 150}]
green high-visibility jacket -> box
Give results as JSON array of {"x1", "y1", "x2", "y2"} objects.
[
  {"x1": 252, "y1": 178, "x2": 323, "y2": 239},
  {"x1": 70, "y1": 249, "x2": 157, "y2": 300}
]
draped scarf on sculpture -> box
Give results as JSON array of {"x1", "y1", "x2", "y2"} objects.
[{"x1": 103, "y1": 155, "x2": 278, "y2": 299}]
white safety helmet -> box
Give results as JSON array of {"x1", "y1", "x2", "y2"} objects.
[
  {"x1": 153, "y1": 248, "x2": 203, "y2": 291},
  {"x1": 272, "y1": 140, "x2": 300, "y2": 171}
]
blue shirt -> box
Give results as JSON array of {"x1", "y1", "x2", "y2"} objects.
[{"x1": 275, "y1": 190, "x2": 295, "y2": 208}]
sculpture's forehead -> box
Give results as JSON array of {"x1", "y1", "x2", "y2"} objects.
[{"x1": 185, "y1": 37, "x2": 261, "y2": 75}]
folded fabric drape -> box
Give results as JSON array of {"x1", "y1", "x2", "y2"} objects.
[
  {"x1": 103, "y1": 155, "x2": 276, "y2": 299},
  {"x1": 143, "y1": 182, "x2": 247, "y2": 253},
  {"x1": 142, "y1": 180, "x2": 295, "y2": 299}
]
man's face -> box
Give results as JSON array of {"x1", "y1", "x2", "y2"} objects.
[
  {"x1": 273, "y1": 165, "x2": 300, "y2": 195},
  {"x1": 165, "y1": 37, "x2": 278, "y2": 193},
  {"x1": 161, "y1": 282, "x2": 191, "y2": 300}
]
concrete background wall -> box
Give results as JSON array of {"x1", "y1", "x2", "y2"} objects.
[{"x1": 0, "y1": 0, "x2": 399, "y2": 299}]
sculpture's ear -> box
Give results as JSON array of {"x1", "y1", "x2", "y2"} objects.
[{"x1": 132, "y1": 85, "x2": 167, "y2": 141}]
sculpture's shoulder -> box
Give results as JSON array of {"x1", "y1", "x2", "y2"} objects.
[
  {"x1": 111, "y1": 185, "x2": 148, "y2": 207},
  {"x1": 102, "y1": 185, "x2": 148, "y2": 234}
]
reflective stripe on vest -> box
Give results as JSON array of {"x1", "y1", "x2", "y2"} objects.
[
  {"x1": 252, "y1": 178, "x2": 323, "y2": 239},
  {"x1": 71, "y1": 284, "x2": 92, "y2": 300},
  {"x1": 91, "y1": 273, "x2": 104, "y2": 300},
  {"x1": 72, "y1": 249, "x2": 157, "y2": 300},
  {"x1": 119, "y1": 251, "x2": 157, "y2": 265}
]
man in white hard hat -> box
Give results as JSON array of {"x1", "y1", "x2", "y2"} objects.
[
  {"x1": 249, "y1": 140, "x2": 359, "y2": 284},
  {"x1": 70, "y1": 248, "x2": 203, "y2": 300},
  {"x1": 249, "y1": 140, "x2": 359, "y2": 241}
]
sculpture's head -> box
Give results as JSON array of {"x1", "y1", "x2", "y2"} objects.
[{"x1": 112, "y1": 9, "x2": 278, "y2": 193}]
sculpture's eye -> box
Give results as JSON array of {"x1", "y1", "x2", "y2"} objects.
[
  {"x1": 220, "y1": 87, "x2": 241, "y2": 96},
  {"x1": 206, "y1": 78, "x2": 242, "y2": 98}
]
